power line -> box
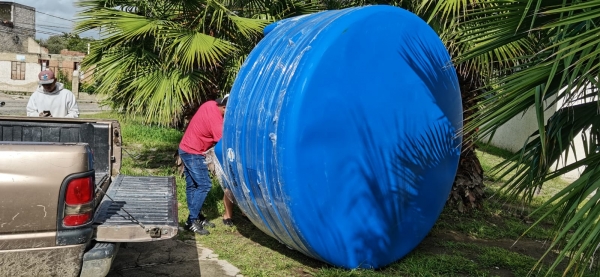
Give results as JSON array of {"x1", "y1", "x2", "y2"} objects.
[
  {"x1": 1, "y1": 24, "x2": 64, "y2": 35},
  {"x1": 34, "y1": 10, "x2": 75, "y2": 23},
  {"x1": 36, "y1": 20, "x2": 73, "y2": 27},
  {"x1": 16, "y1": 21, "x2": 73, "y2": 29},
  {"x1": 38, "y1": 26, "x2": 71, "y2": 33},
  {"x1": 35, "y1": 30, "x2": 57, "y2": 36},
  {"x1": 37, "y1": 30, "x2": 61, "y2": 36},
  {"x1": 38, "y1": 24, "x2": 72, "y2": 29},
  {"x1": 1, "y1": 2, "x2": 76, "y2": 23},
  {"x1": 11, "y1": 24, "x2": 68, "y2": 31},
  {"x1": 0, "y1": 7, "x2": 99, "y2": 39},
  {"x1": 0, "y1": 28, "x2": 57, "y2": 36}
]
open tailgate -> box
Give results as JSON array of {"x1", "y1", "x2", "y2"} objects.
[{"x1": 93, "y1": 174, "x2": 178, "y2": 242}]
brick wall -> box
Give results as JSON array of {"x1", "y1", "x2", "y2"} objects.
[
  {"x1": 40, "y1": 52, "x2": 84, "y2": 82},
  {"x1": 60, "y1": 49, "x2": 85, "y2": 57}
]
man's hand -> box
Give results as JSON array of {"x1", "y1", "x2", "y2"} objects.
[{"x1": 39, "y1": 112, "x2": 52, "y2": 117}]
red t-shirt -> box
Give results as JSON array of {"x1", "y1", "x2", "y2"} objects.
[{"x1": 179, "y1": 100, "x2": 224, "y2": 155}]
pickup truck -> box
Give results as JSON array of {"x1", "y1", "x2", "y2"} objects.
[{"x1": 0, "y1": 116, "x2": 179, "y2": 277}]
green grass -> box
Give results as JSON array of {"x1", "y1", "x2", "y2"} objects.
[
  {"x1": 83, "y1": 112, "x2": 593, "y2": 277},
  {"x1": 476, "y1": 142, "x2": 516, "y2": 160}
]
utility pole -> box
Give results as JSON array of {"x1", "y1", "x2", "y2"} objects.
[{"x1": 72, "y1": 70, "x2": 80, "y2": 99}]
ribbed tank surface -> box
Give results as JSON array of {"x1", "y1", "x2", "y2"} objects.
[{"x1": 219, "y1": 6, "x2": 462, "y2": 269}]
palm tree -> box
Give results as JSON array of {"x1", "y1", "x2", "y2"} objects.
[
  {"x1": 74, "y1": 0, "x2": 321, "y2": 126},
  {"x1": 423, "y1": 0, "x2": 544, "y2": 212},
  {"x1": 396, "y1": 0, "x2": 533, "y2": 212},
  {"x1": 451, "y1": 0, "x2": 600, "y2": 275}
]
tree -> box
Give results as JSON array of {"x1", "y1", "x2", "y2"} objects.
[
  {"x1": 66, "y1": 34, "x2": 95, "y2": 53},
  {"x1": 39, "y1": 33, "x2": 95, "y2": 54},
  {"x1": 74, "y1": 0, "x2": 321, "y2": 126},
  {"x1": 451, "y1": 0, "x2": 600, "y2": 275},
  {"x1": 41, "y1": 35, "x2": 67, "y2": 54}
]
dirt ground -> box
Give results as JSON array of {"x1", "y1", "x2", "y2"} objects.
[{"x1": 417, "y1": 229, "x2": 563, "y2": 277}]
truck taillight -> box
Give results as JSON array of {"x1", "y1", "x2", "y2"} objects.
[
  {"x1": 65, "y1": 177, "x2": 93, "y2": 205},
  {"x1": 63, "y1": 176, "x2": 94, "y2": 227},
  {"x1": 64, "y1": 213, "x2": 92, "y2": 226}
]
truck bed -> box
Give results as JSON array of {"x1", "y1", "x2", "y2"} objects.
[
  {"x1": 0, "y1": 117, "x2": 178, "y2": 242},
  {"x1": 94, "y1": 175, "x2": 178, "y2": 241}
]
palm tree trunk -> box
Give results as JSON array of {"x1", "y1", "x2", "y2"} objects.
[{"x1": 447, "y1": 70, "x2": 486, "y2": 212}]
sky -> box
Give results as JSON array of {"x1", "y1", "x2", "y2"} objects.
[{"x1": 11, "y1": 0, "x2": 99, "y2": 40}]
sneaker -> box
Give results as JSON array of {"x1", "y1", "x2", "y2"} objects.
[
  {"x1": 199, "y1": 218, "x2": 216, "y2": 228},
  {"x1": 197, "y1": 214, "x2": 216, "y2": 228},
  {"x1": 185, "y1": 221, "x2": 210, "y2": 235},
  {"x1": 222, "y1": 218, "x2": 234, "y2": 227}
]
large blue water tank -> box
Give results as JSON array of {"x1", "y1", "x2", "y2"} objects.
[{"x1": 220, "y1": 5, "x2": 462, "y2": 269}]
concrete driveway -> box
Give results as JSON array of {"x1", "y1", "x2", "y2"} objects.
[{"x1": 107, "y1": 238, "x2": 242, "y2": 277}]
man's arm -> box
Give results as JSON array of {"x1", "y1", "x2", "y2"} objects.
[
  {"x1": 64, "y1": 92, "x2": 80, "y2": 118},
  {"x1": 209, "y1": 112, "x2": 224, "y2": 143},
  {"x1": 26, "y1": 94, "x2": 39, "y2": 116}
]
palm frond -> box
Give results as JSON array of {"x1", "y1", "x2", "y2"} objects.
[
  {"x1": 166, "y1": 31, "x2": 238, "y2": 69},
  {"x1": 74, "y1": 0, "x2": 323, "y2": 126},
  {"x1": 455, "y1": 0, "x2": 600, "y2": 275}
]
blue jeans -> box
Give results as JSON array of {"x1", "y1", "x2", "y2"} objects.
[{"x1": 179, "y1": 148, "x2": 212, "y2": 224}]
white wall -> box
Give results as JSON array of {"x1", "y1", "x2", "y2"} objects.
[
  {"x1": 551, "y1": 85, "x2": 597, "y2": 179},
  {"x1": 484, "y1": 96, "x2": 557, "y2": 153},
  {"x1": 0, "y1": 53, "x2": 40, "y2": 93},
  {"x1": 485, "y1": 87, "x2": 596, "y2": 180}
]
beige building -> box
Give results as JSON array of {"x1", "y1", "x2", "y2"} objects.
[
  {"x1": 0, "y1": 2, "x2": 39, "y2": 92},
  {"x1": 0, "y1": 2, "x2": 89, "y2": 94},
  {"x1": 0, "y1": 48, "x2": 86, "y2": 93},
  {"x1": 0, "y1": 51, "x2": 40, "y2": 92}
]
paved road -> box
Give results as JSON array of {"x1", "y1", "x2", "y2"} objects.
[{"x1": 0, "y1": 91, "x2": 108, "y2": 116}]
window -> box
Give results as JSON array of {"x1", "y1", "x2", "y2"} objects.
[
  {"x1": 0, "y1": 4, "x2": 11, "y2": 22},
  {"x1": 11, "y1": 61, "x2": 25, "y2": 80}
]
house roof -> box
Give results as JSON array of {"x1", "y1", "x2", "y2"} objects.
[{"x1": 0, "y1": 2, "x2": 35, "y2": 12}]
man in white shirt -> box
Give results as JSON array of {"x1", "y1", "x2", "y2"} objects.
[{"x1": 26, "y1": 70, "x2": 79, "y2": 118}]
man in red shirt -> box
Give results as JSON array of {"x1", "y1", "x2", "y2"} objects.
[{"x1": 178, "y1": 95, "x2": 228, "y2": 235}]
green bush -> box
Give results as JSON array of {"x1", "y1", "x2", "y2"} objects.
[
  {"x1": 80, "y1": 82, "x2": 98, "y2": 94},
  {"x1": 55, "y1": 70, "x2": 72, "y2": 91}
]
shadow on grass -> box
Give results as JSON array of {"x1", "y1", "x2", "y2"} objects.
[
  {"x1": 233, "y1": 213, "x2": 331, "y2": 267},
  {"x1": 476, "y1": 141, "x2": 517, "y2": 161},
  {"x1": 122, "y1": 145, "x2": 179, "y2": 170}
]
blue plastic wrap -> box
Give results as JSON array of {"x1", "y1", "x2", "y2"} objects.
[{"x1": 220, "y1": 5, "x2": 462, "y2": 269}]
